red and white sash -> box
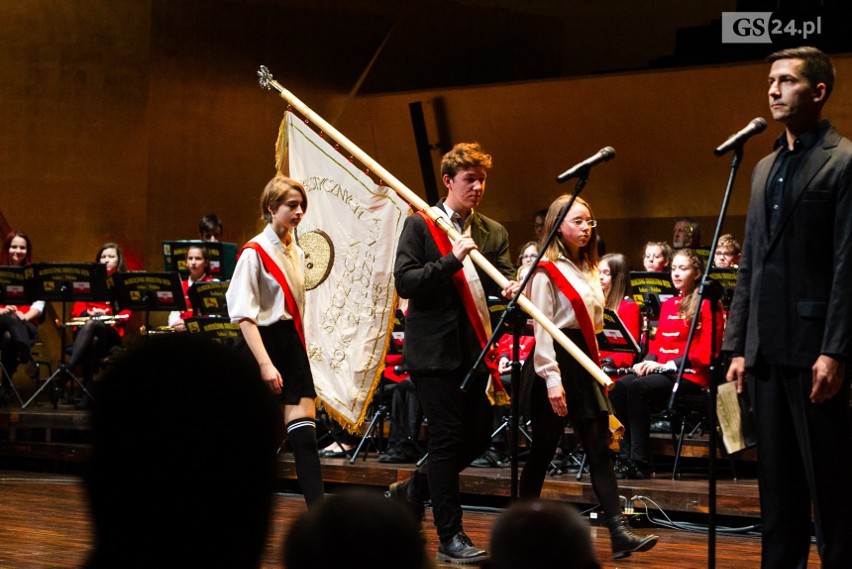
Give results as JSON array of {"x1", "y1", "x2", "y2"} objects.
[
  {"x1": 240, "y1": 241, "x2": 305, "y2": 347},
  {"x1": 536, "y1": 260, "x2": 600, "y2": 367},
  {"x1": 416, "y1": 210, "x2": 508, "y2": 404}
]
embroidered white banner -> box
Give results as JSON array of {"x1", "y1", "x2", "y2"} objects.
[{"x1": 284, "y1": 111, "x2": 410, "y2": 432}]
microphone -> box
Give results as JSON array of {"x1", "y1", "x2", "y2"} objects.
[
  {"x1": 556, "y1": 147, "x2": 616, "y2": 183},
  {"x1": 714, "y1": 118, "x2": 767, "y2": 156}
]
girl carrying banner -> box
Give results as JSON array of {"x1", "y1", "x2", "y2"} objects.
[{"x1": 519, "y1": 194, "x2": 658, "y2": 560}]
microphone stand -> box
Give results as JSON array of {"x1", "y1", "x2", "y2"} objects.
[
  {"x1": 461, "y1": 174, "x2": 589, "y2": 499},
  {"x1": 666, "y1": 145, "x2": 743, "y2": 569}
]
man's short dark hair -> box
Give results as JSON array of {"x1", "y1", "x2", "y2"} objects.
[
  {"x1": 767, "y1": 46, "x2": 835, "y2": 101},
  {"x1": 198, "y1": 213, "x2": 223, "y2": 239}
]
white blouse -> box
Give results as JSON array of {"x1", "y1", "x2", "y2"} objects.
[
  {"x1": 226, "y1": 225, "x2": 305, "y2": 327},
  {"x1": 527, "y1": 256, "x2": 604, "y2": 389}
]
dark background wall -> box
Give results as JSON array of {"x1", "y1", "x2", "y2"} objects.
[{"x1": 2, "y1": 0, "x2": 851, "y2": 342}]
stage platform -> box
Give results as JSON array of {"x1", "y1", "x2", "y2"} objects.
[{"x1": 0, "y1": 402, "x2": 761, "y2": 524}]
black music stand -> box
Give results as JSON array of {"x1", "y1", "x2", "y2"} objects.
[
  {"x1": 706, "y1": 267, "x2": 737, "y2": 312},
  {"x1": 109, "y1": 272, "x2": 186, "y2": 334},
  {"x1": 22, "y1": 263, "x2": 109, "y2": 409},
  {"x1": 0, "y1": 266, "x2": 37, "y2": 407},
  {"x1": 184, "y1": 280, "x2": 239, "y2": 344},
  {"x1": 162, "y1": 240, "x2": 237, "y2": 280},
  {"x1": 188, "y1": 280, "x2": 230, "y2": 317},
  {"x1": 598, "y1": 307, "x2": 641, "y2": 356},
  {"x1": 184, "y1": 317, "x2": 240, "y2": 345}
]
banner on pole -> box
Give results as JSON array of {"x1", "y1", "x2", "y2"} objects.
[{"x1": 282, "y1": 111, "x2": 410, "y2": 432}]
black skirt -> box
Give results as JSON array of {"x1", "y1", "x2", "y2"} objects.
[
  {"x1": 235, "y1": 319, "x2": 316, "y2": 405},
  {"x1": 520, "y1": 328, "x2": 613, "y2": 422}
]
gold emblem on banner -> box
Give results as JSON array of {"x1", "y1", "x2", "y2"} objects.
[{"x1": 299, "y1": 230, "x2": 334, "y2": 290}]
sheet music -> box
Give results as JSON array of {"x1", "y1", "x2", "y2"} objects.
[{"x1": 716, "y1": 380, "x2": 755, "y2": 454}]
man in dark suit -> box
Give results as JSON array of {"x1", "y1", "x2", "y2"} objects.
[
  {"x1": 724, "y1": 46, "x2": 852, "y2": 569},
  {"x1": 390, "y1": 141, "x2": 517, "y2": 564}
]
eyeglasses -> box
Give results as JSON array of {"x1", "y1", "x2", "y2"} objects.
[
  {"x1": 567, "y1": 218, "x2": 597, "y2": 228},
  {"x1": 714, "y1": 251, "x2": 736, "y2": 258},
  {"x1": 521, "y1": 253, "x2": 538, "y2": 260}
]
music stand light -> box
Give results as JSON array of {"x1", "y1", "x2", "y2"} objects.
[{"x1": 22, "y1": 263, "x2": 109, "y2": 409}]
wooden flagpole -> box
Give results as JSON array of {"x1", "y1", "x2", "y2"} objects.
[{"x1": 257, "y1": 66, "x2": 612, "y2": 390}]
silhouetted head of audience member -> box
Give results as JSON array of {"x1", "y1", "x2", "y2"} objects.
[
  {"x1": 283, "y1": 488, "x2": 430, "y2": 569},
  {"x1": 485, "y1": 500, "x2": 601, "y2": 569},
  {"x1": 83, "y1": 333, "x2": 283, "y2": 569}
]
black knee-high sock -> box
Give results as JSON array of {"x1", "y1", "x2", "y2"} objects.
[{"x1": 286, "y1": 418, "x2": 324, "y2": 508}]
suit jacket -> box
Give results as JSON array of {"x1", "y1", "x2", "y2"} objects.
[
  {"x1": 723, "y1": 121, "x2": 852, "y2": 368},
  {"x1": 394, "y1": 201, "x2": 515, "y2": 373}
]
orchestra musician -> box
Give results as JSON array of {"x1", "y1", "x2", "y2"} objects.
[
  {"x1": 598, "y1": 252, "x2": 641, "y2": 377},
  {"x1": 642, "y1": 241, "x2": 672, "y2": 273},
  {"x1": 67, "y1": 243, "x2": 132, "y2": 409},
  {"x1": 168, "y1": 244, "x2": 215, "y2": 332},
  {"x1": 0, "y1": 231, "x2": 44, "y2": 403},
  {"x1": 712, "y1": 234, "x2": 741, "y2": 269},
  {"x1": 609, "y1": 248, "x2": 723, "y2": 479},
  {"x1": 198, "y1": 213, "x2": 223, "y2": 242},
  {"x1": 517, "y1": 194, "x2": 658, "y2": 560}
]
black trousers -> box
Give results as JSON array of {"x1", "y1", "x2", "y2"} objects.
[
  {"x1": 609, "y1": 372, "x2": 702, "y2": 462},
  {"x1": 518, "y1": 329, "x2": 622, "y2": 520},
  {"x1": 751, "y1": 358, "x2": 852, "y2": 569},
  {"x1": 408, "y1": 367, "x2": 492, "y2": 542}
]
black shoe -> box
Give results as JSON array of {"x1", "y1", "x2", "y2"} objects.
[
  {"x1": 384, "y1": 478, "x2": 425, "y2": 522},
  {"x1": 616, "y1": 459, "x2": 651, "y2": 480},
  {"x1": 436, "y1": 532, "x2": 488, "y2": 564},
  {"x1": 547, "y1": 451, "x2": 581, "y2": 475},
  {"x1": 16, "y1": 341, "x2": 31, "y2": 364},
  {"x1": 650, "y1": 420, "x2": 671, "y2": 433},
  {"x1": 606, "y1": 515, "x2": 658, "y2": 559},
  {"x1": 378, "y1": 442, "x2": 419, "y2": 463},
  {"x1": 318, "y1": 443, "x2": 353, "y2": 458},
  {"x1": 613, "y1": 457, "x2": 631, "y2": 480},
  {"x1": 318, "y1": 448, "x2": 350, "y2": 458},
  {"x1": 471, "y1": 447, "x2": 508, "y2": 468},
  {"x1": 630, "y1": 460, "x2": 651, "y2": 479}
]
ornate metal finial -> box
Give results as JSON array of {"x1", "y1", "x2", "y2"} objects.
[{"x1": 257, "y1": 65, "x2": 273, "y2": 90}]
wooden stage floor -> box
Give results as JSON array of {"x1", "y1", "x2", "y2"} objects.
[
  {"x1": 0, "y1": 473, "x2": 822, "y2": 569},
  {"x1": 0, "y1": 404, "x2": 823, "y2": 568}
]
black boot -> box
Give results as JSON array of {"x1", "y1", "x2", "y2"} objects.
[
  {"x1": 606, "y1": 515, "x2": 658, "y2": 559},
  {"x1": 384, "y1": 478, "x2": 425, "y2": 522}
]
